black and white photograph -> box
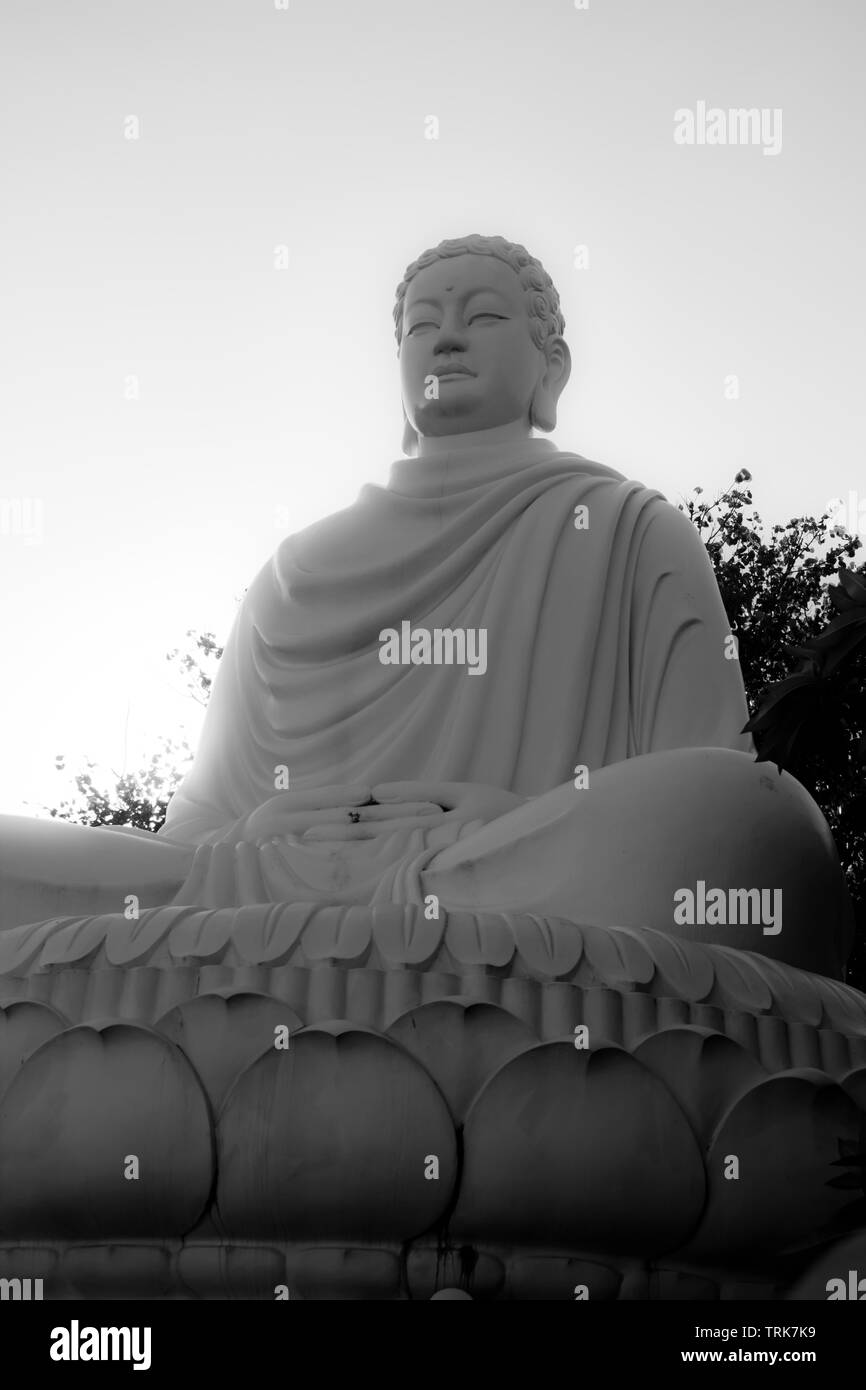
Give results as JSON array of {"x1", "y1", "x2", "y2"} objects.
[{"x1": 1, "y1": 0, "x2": 865, "y2": 1361}]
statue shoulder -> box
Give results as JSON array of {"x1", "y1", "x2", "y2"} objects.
[
  {"x1": 546, "y1": 459, "x2": 713, "y2": 576},
  {"x1": 635, "y1": 492, "x2": 713, "y2": 557},
  {"x1": 270, "y1": 499, "x2": 362, "y2": 573},
  {"x1": 543, "y1": 450, "x2": 630, "y2": 487}
]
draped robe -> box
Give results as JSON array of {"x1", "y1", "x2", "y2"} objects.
[{"x1": 156, "y1": 438, "x2": 751, "y2": 909}]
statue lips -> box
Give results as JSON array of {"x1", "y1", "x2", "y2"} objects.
[{"x1": 432, "y1": 362, "x2": 476, "y2": 382}]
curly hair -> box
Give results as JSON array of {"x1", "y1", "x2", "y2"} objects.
[{"x1": 393, "y1": 234, "x2": 565, "y2": 350}]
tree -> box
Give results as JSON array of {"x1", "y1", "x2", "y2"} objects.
[
  {"x1": 51, "y1": 737, "x2": 192, "y2": 835},
  {"x1": 163, "y1": 629, "x2": 225, "y2": 708},
  {"x1": 46, "y1": 630, "x2": 224, "y2": 832},
  {"x1": 678, "y1": 472, "x2": 866, "y2": 988}
]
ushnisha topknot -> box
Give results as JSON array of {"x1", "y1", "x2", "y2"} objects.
[{"x1": 393, "y1": 233, "x2": 565, "y2": 350}]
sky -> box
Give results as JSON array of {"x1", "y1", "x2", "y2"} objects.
[{"x1": 1, "y1": 0, "x2": 864, "y2": 815}]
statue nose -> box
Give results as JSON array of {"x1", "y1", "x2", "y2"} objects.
[{"x1": 433, "y1": 323, "x2": 467, "y2": 353}]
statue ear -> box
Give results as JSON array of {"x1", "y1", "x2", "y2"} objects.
[
  {"x1": 401, "y1": 412, "x2": 419, "y2": 456},
  {"x1": 530, "y1": 335, "x2": 571, "y2": 433},
  {"x1": 529, "y1": 383, "x2": 557, "y2": 433}
]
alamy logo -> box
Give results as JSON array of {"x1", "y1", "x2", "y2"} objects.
[
  {"x1": 49, "y1": 1320, "x2": 152, "y2": 1371},
  {"x1": 674, "y1": 101, "x2": 782, "y2": 156},
  {"x1": 674, "y1": 881, "x2": 782, "y2": 935},
  {"x1": 0, "y1": 497, "x2": 43, "y2": 544},
  {"x1": 828, "y1": 491, "x2": 866, "y2": 538},
  {"x1": 379, "y1": 621, "x2": 487, "y2": 675},
  {"x1": 0, "y1": 1277, "x2": 43, "y2": 1299},
  {"x1": 826, "y1": 1271, "x2": 866, "y2": 1299}
]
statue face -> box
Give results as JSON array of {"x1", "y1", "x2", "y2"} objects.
[{"x1": 399, "y1": 254, "x2": 546, "y2": 438}]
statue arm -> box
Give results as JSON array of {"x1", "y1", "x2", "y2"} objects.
[
  {"x1": 629, "y1": 500, "x2": 754, "y2": 756},
  {"x1": 157, "y1": 597, "x2": 258, "y2": 846}
]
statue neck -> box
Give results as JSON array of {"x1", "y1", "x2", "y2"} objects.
[
  {"x1": 387, "y1": 431, "x2": 559, "y2": 498},
  {"x1": 416, "y1": 422, "x2": 534, "y2": 458}
]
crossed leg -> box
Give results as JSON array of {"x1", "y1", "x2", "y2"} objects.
[
  {"x1": 0, "y1": 814, "x2": 195, "y2": 932},
  {"x1": 421, "y1": 748, "x2": 854, "y2": 980}
]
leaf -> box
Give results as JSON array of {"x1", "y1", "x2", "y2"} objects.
[
  {"x1": 838, "y1": 566, "x2": 866, "y2": 605},
  {"x1": 821, "y1": 624, "x2": 866, "y2": 677},
  {"x1": 752, "y1": 727, "x2": 804, "y2": 774},
  {"x1": 804, "y1": 609, "x2": 866, "y2": 647},
  {"x1": 784, "y1": 643, "x2": 820, "y2": 666},
  {"x1": 744, "y1": 672, "x2": 821, "y2": 731},
  {"x1": 830, "y1": 584, "x2": 859, "y2": 614}
]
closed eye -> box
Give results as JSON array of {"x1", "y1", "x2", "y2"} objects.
[
  {"x1": 468, "y1": 313, "x2": 508, "y2": 325},
  {"x1": 407, "y1": 321, "x2": 439, "y2": 335}
]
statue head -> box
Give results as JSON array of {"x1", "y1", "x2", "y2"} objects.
[{"x1": 393, "y1": 234, "x2": 571, "y2": 455}]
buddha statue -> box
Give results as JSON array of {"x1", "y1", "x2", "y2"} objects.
[
  {"x1": 2, "y1": 234, "x2": 866, "y2": 1305},
  {"x1": 0, "y1": 233, "x2": 855, "y2": 982}
]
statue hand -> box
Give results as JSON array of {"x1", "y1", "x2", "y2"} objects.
[
  {"x1": 349, "y1": 780, "x2": 527, "y2": 839},
  {"x1": 233, "y1": 781, "x2": 526, "y2": 846},
  {"x1": 301, "y1": 782, "x2": 526, "y2": 842},
  {"x1": 232, "y1": 783, "x2": 440, "y2": 845},
  {"x1": 373, "y1": 780, "x2": 525, "y2": 819},
  {"x1": 238, "y1": 785, "x2": 373, "y2": 843}
]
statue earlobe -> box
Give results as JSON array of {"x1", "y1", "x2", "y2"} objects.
[
  {"x1": 531, "y1": 337, "x2": 571, "y2": 433},
  {"x1": 402, "y1": 413, "x2": 419, "y2": 456},
  {"x1": 529, "y1": 383, "x2": 557, "y2": 433}
]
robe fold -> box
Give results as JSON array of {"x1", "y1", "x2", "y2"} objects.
[{"x1": 160, "y1": 437, "x2": 751, "y2": 847}]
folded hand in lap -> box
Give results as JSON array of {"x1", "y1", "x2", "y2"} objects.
[{"x1": 234, "y1": 781, "x2": 526, "y2": 845}]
